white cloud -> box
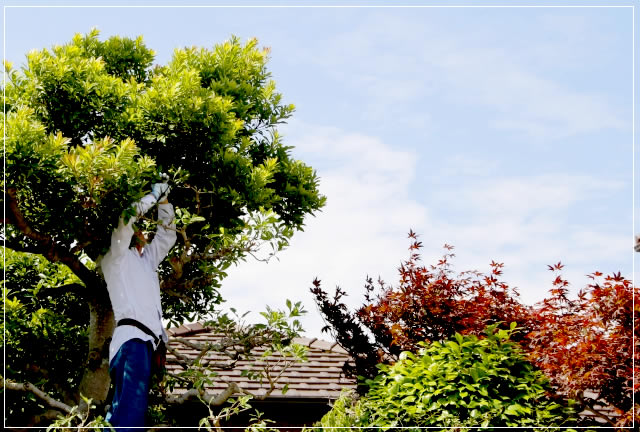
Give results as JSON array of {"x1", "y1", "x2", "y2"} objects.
[
  {"x1": 440, "y1": 50, "x2": 626, "y2": 138},
  {"x1": 438, "y1": 154, "x2": 502, "y2": 177},
  {"x1": 216, "y1": 10, "x2": 631, "y2": 340},
  {"x1": 220, "y1": 123, "x2": 427, "y2": 338},
  {"x1": 444, "y1": 174, "x2": 623, "y2": 220},
  {"x1": 425, "y1": 174, "x2": 628, "y2": 305},
  {"x1": 301, "y1": 12, "x2": 626, "y2": 140},
  {"x1": 220, "y1": 122, "x2": 629, "y2": 339}
]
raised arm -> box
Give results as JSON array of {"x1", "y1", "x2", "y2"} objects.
[
  {"x1": 132, "y1": 194, "x2": 158, "y2": 220},
  {"x1": 108, "y1": 194, "x2": 158, "y2": 259},
  {"x1": 144, "y1": 197, "x2": 177, "y2": 269}
]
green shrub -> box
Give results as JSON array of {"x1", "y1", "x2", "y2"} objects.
[
  {"x1": 312, "y1": 324, "x2": 576, "y2": 430},
  {"x1": 309, "y1": 390, "x2": 361, "y2": 430},
  {"x1": 2, "y1": 249, "x2": 89, "y2": 425}
]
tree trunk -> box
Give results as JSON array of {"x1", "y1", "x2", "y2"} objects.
[{"x1": 78, "y1": 294, "x2": 114, "y2": 408}]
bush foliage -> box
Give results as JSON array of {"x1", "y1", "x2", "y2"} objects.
[
  {"x1": 312, "y1": 325, "x2": 575, "y2": 430},
  {"x1": 311, "y1": 231, "x2": 638, "y2": 426}
]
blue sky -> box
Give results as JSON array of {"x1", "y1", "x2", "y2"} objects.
[{"x1": 3, "y1": 1, "x2": 637, "y2": 338}]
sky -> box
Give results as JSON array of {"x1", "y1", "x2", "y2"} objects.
[{"x1": 3, "y1": 0, "x2": 637, "y2": 339}]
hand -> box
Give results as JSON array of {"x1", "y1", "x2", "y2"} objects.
[{"x1": 151, "y1": 182, "x2": 170, "y2": 201}]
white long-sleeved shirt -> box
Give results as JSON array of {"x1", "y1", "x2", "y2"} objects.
[{"x1": 101, "y1": 194, "x2": 177, "y2": 363}]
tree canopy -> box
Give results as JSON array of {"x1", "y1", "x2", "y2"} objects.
[
  {"x1": 2, "y1": 29, "x2": 325, "y2": 426},
  {"x1": 4, "y1": 28, "x2": 325, "y2": 322}
]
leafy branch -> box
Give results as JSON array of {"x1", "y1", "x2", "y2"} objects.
[
  {"x1": 160, "y1": 301, "x2": 307, "y2": 429},
  {"x1": 4, "y1": 187, "x2": 103, "y2": 297},
  {"x1": 2, "y1": 377, "x2": 73, "y2": 415}
]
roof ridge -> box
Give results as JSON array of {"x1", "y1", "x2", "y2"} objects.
[
  {"x1": 166, "y1": 323, "x2": 347, "y2": 353},
  {"x1": 166, "y1": 322, "x2": 209, "y2": 337}
]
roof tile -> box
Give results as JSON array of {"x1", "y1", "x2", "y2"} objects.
[{"x1": 165, "y1": 324, "x2": 356, "y2": 400}]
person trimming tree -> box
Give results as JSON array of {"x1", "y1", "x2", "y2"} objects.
[{"x1": 100, "y1": 180, "x2": 176, "y2": 429}]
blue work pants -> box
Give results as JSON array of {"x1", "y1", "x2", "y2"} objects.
[{"x1": 106, "y1": 338, "x2": 152, "y2": 431}]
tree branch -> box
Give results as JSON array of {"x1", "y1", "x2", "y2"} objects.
[
  {"x1": 3, "y1": 378, "x2": 73, "y2": 414},
  {"x1": 5, "y1": 188, "x2": 103, "y2": 295},
  {"x1": 173, "y1": 336, "x2": 206, "y2": 351},
  {"x1": 165, "y1": 382, "x2": 242, "y2": 406},
  {"x1": 166, "y1": 345, "x2": 193, "y2": 369},
  {"x1": 580, "y1": 405, "x2": 616, "y2": 426},
  {"x1": 201, "y1": 358, "x2": 238, "y2": 371},
  {"x1": 189, "y1": 245, "x2": 252, "y2": 263},
  {"x1": 165, "y1": 371, "x2": 192, "y2": 385},
  {"x1": 159, "y1": 243, "x2": 255, "y2": 300},
  {"x1": 33, "y1": 409, "x2": 66, "y2": 425},
  {"x1": 168, "y1": 340, "x2": 237, "y2": 370},
  {"x1": 258, "y1": 357, "x2": 295, "y2": 400},
  {"x1": 578, "y1": 394, "x2": 617, "y2": 426}
]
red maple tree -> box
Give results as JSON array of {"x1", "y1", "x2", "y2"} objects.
[
  {"x1": 312, "y1": 230, "x2": 530, "y2": 388},
  {"x1": 357, "y1": 230, "x2": 530, "y2": 354},
  {"x1": 526, "y1": 264, "x2": 638, "y2": 426},
  {"x1": 311, "y1": 231, "x2": 639, "y2": 426}
]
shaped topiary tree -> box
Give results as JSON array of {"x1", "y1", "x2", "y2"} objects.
[{"x1": 3, "y1": 29, "x2": 324, "y2": 424}]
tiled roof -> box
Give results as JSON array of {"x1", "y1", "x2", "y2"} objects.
[
  {"x1": 165, "y1": 323, "x2": 356, "y2": 400},
  {"x1": 165, "y1": 324, "x2": 622, "y2": 425}
]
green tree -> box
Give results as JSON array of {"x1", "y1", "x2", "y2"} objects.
[
  {"x1": 2, "y1": 248, "x2": 90, "y2": 426},
  {"x1": 311, "y1": 325, "x2": 576, "y2": 430},
  {"x1": 2, "y1": 29, "x2": 325, "y2": 425}
]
